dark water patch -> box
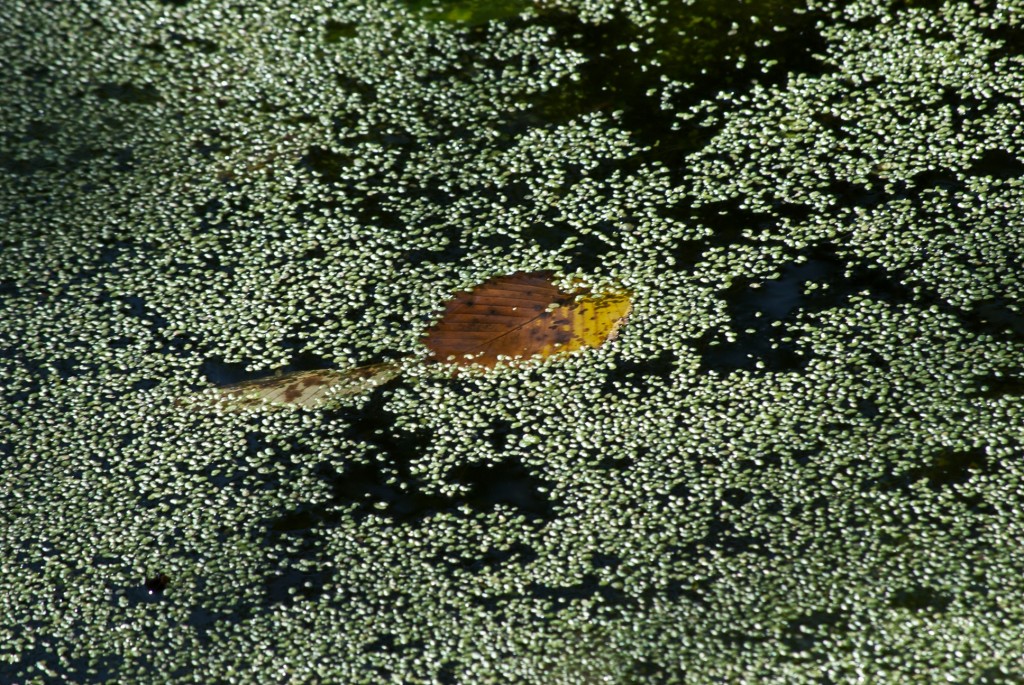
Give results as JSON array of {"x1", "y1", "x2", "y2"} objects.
[
  {"x1": 590, "y1": 552, "x2": 620, "y2": 571},
  {"x1": 94, "y1": 82, "x2": 163, "y2": 106},
  {"x1": 966, "y1": 149, "x2": 1024, "y2": 179},
  {"x1": 889, "y1": 585, "x2": 952, "y2": 612},
  {"x1": 908, "y1": 168, "x2": 966, "y2": 195},
  {"x1": 602, "y1": 350, "x2": 677, "y2": 399},
  {"x1": 301, "y1": 242, "x2": 328, "y2": 261},
  {"x1": 738, "y1": 259, "x2": 837, "y2": 321},
  {"x1": 526, "y1": 574, "x2": 630, "y2": 610},
  {"x1": 699, "y1": 324, "x2": 808, "y2": 373},
  {"x1": 595, "y1": 453, "x2": 633, "y2": 472},
  {"x1": 677, "y1": 197, "x2": 785, "y2": 247},
  {"x1": 144, "y1": 572, "x2": 170, "y2": 596},
  {"x1": 788, "y1": 447, "x2": 822, "y2": 467},
  {"x1": 130, "y1": 376, "x2": 159, "y2": 393},
  {"x1": 193, "y1": 196, "x2": 227, "y2": 228},
  {"x1": 199, "y1": 358, "x2": 273, "y2": 386},
  {"x1": 400, "y1": 236, "x2": 467, "y2": 267},
  {"x1": 981, "y1": 19, "x2": 1024, "y2": 65},
  {"x1": 324, "y1": 19, "x2": 359, "y2": 42},
  {"x1": 187, "y1": 605, "x2": 244, "y2": 642},
  {"x1": 193, "y1": 247, "x2": 235, "y2": 274},
  {"x1": 903, "y1": 447, "x2": 988, "y2": 490},
  {"x1": 362, "y1": 634, "x2": 426, "y2": 662},
  {"x1": 259, "y1": 391, "x2": 557, "y2": 604},
  {"x1": 595, "y1": 446, "x2": 638, "y2": 472},
  {"x1": 300, "y1": 145, "x2": 353, "y2": 184},
  {"x1": 0, "y1": 278, "x2": 20, "y2": 298},
  {"x1": 722, "y1": 487, "x2": 753, "y2": 509},
  {"x1": 856, "y1": 396, "x2": 881, "y2": 419},
  {"x1": 269, "y1": 507, "x2": 321, "y2": 534},
  {"x1": 334, "y1": 73, "x2": 377, "y2": 104},
  {"x1": 52, "y1": 355, "x2": 86, "y2": 380},
  {"x1": 436, "y1": 662, "x2": 458, "y2": 685},
  {"x1": 838, "y1": 256, "x2": 1024, "y2": 344},
  {"x1": 719, "y1": 628, "x2": 770, "y2": 649},
  {"x1": 265, "y1": 564, "x2": 334, "y2": 605},
  {"x1": 0, "y1": 151, "x2": 59, "y2": 175},
  {"x1": 166, "y1": 31, "x2": 219, "y2": 54},
  {"x1": 770, "y1": 200, "x2": 816, "y2": 225},
  {"x1": 521, "y1": 11, "x2": 684, "y2": 160},
  {"x1": 484, "y1": 416, "x2": 513, "y2": 451},
  {"x1": 348, "y1": 193, "x2": 410, "y2": 232},
  {"x1": 827, "y1": 177, "x2": 888, "y2": 211},
  {"x1": 782, "y1": 610, "x2": 847, "y2": 654},
  {"x1": 192, "y1": 135, "x2": 223, "y2": 158},
  {"x1": 737, "y1": 453, "x2": 784, "y2": 471},
  {"x1": 98, "y1": 236, "x2": 145, "y2": 265},
  {"x1": 24, "y1": 119, "x2": 60, "y2": 141},
  {"x1": 120, "y1": 295, "x2": 170, "y2": 329},
  {"x1": 342, "y1": 302, "x2": 372, "y2": 326},
  {"x1": 683, "y1": 517, "x2": 773, "y2": 560},
  {"x1": 660, "y1": 575, "x2": 714, "y2": 607},
  {"x1": 322, "y1": 452, "x2": 444, "y2": 524},
  {"x1": 434, "y1": 541, "x2": 539, "y2": 577},
  {"x1": 968, "y1": 298, "x2": 1024, "y2": 338},
  {"x1": 666, "y1": 480, "x2": 690, "y2": 502},
  {"x1": 67, "y1": 146, "x2": 105, "y2": 165},
  {"x1": 866, "y1": 447, "x2": 997, "y2": 513},
  {"x1": 971, "y1": 371, "x2": 1024, "y2": 399},
  {"x1": 158, "y1": 331, "x2": 201, "y2": 358},
  {"x1": 521, "y1": 220, "x2": 614, "y2": 274},
  {"x1": 451, "y1": 459, "x2": 555, "y2": 519},
  {"x1": 665, "y1": 237, "x2": 706, "y2": 268},
  {"x1": 243, "y1": 430, "x2": 277, "y2": 465},
  {"x1": 696, "y1": 280, "x2": 815, "y2": 376}
]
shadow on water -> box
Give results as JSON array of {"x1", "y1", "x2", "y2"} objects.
[
  {"x1": 698, "y1": 233, "x2": 1024, "y2": 375},
  {"x1": 521, "y1": 0, "x2": 834, "y2": 168},
  {"x1": 257, "y1": 382, "x2": 556, "y2": 605}
]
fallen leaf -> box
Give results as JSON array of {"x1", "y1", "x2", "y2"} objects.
[
  {"x1": 422, "y1": 271, "x2": 632, "y2": 367},
  {"x1": 200, "y1": 271, "x2": 631, "y2": 409},
  {"x1": 206, "y1": 363, "x2": 400, "y2": 410}
]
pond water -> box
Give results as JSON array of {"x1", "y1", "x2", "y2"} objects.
[{"x1": 2, "y1": 0, "x2": 1024, "y2": 682}]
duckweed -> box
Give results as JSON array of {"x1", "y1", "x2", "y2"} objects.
[{"x1": 3, "y1": 0, "x2": 1024, "y2": 682}]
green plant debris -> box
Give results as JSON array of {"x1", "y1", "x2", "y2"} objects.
[{"x1": 3, "y1": 0, "x2": 1024, "y2": 682}]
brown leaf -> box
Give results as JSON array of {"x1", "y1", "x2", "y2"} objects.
[{"x1": 422, "y1": 271, "x2": 632, "y2": 367}]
